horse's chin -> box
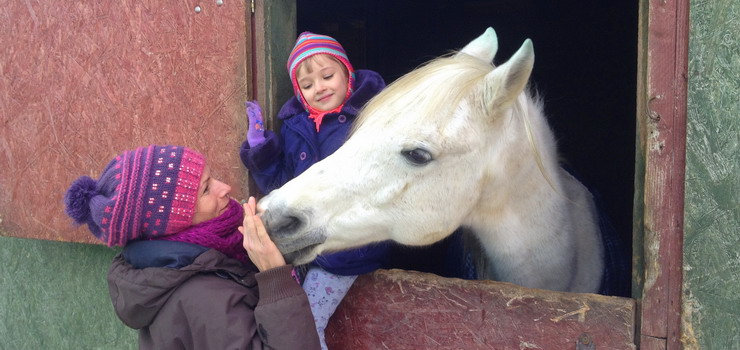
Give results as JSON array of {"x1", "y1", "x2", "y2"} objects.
[
  {"x1": 283, "y1": 244, "x2": 320, "y2": 265},
  {"x1": 274, "y1": 228, "x2": 326, "y2": 265}
]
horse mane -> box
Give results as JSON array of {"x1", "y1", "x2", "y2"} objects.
[{"x1": 351, "y1": 53, "x2": 493, "y2": 135}]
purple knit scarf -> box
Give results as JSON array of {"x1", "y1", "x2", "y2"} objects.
[{"x1": 160, "y1": 198, "x2": 250, "y2": 265}]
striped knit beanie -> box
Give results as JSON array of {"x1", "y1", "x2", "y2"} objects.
[
  {"x1": 287, "y1": 32, "x2": 356, "y2": 131},
  {"x1": 64, "y1": 145, "x2": 205, "y2": 246}
]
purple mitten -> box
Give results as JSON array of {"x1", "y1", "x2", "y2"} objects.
[{"x1": 246, "y1": 100, "x2": 266, "y2": 147}]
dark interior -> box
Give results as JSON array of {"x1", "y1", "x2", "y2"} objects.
[{"x1": 298, "y1": 1, "x2": 637, "y2": 292}]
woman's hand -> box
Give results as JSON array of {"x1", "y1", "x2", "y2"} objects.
[{"x1": 239, "y1": 196, "x2": 286, "y2": 271}]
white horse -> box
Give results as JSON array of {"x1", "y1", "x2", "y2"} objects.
[{"x1": 259, "y1": 28, "x2": 604, "y2": 293}]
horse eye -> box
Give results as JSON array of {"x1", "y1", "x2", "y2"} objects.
[{"x1": 402, "y1": 148, "x2": 433, "y2": 165}]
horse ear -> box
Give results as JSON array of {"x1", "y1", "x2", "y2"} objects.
[
  {"x1": 457, "y1": 27, "x2": 498, "y2": 63},
  {"x1": 484, "y1": 39, "x2": 534, "y2": 109}
]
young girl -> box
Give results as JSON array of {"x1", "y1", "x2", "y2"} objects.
[
  {"x1": 239, "y1": 32, "x2": 389, "y2": 349},
  {"x1": 64, "y1": 145, "x2": 320, "y2": 350}
]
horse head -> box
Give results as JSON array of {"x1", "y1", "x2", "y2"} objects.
[{"x1": 260, "y1": 28, "x2": 539, "y2": 265}]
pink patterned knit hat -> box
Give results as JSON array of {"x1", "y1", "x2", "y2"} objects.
[{"x1": 64, "y1": 145, "x2": 205, "y2": 246}]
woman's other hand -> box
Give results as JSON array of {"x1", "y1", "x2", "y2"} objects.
[{"x1": 239, "y1": 196, "x2": 286, "y2": 271}]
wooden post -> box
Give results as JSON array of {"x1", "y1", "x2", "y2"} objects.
[{"x1": 635, "y1": 0, "x2": 689, "y2": 348}]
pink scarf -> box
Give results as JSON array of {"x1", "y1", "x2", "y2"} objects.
[
  {"x1": 160, "y1": 199, "x2": 250, "y2": 266},
  {"x1": 307, "y1": 104, "x2": 343, "y2": 132},
  {"x1": 304, "y1": 85, "x2": 352, "y2": 132}
]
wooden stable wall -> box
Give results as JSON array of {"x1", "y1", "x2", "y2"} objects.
[{"x1": 0, "y1": 1, "x2": 251, "y2": 243}]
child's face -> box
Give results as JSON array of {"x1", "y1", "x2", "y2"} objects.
[
  {"x1": 296, "y1": 55, "x2": 349, "y2": 111},
  {"x1": 191, "y1": 165, "x2": 232, "y2": 225}
]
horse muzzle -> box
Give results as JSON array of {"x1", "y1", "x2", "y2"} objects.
[{"x1": 260, "y1": 202, "x2": 327, "y2": 262}]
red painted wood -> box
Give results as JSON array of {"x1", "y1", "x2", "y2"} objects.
[
  {"x1": 326, "y1": 270, "x2": 636, "y2": 350},
  {"x1": 639, "y1": 0, "x2": 688, "y2": 348},
  {"x1": 0, "y1": 2, "x2": 250, "y2": 243},
  {"x1": 641, "y1": 335, "x2": 668, "y2": 350}
]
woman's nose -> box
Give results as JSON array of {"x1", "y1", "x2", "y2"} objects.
[{"x1": 216, "y1": 181, "x2": 231, "y2": 197}]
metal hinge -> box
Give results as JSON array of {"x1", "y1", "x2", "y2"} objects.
[{"x1": 250, "y1": 0, "x2": 255, "y2": 14}]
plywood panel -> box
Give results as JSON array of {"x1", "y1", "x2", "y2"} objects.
[
  {"x1": 682, "y1": 0, "x2": 740, "y2": 348},
  {"x1": 0, "y1": 2, "x2": 250, "y2": 243},
  {"x1": 327, "y1": 270, "x2": 636, "y2": 350}
]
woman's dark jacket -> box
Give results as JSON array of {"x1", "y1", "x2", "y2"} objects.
[{"x1": 107, "y1": 240, "x2": 320, "y2": 350}]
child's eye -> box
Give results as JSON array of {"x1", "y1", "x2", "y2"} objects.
[
  {"x1": 302, "y1": 84, "x2": 312, "y2": 90},
  {"x1": 202, "y1": 184, "x2": 209, "y2": 195},
  {"x1": 323, "y1": 74, "x2": 334, "y2": 80}
]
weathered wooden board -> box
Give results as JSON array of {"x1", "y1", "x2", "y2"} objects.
[
  {"x1": 326, "y1": 270, "x2": 636, "y2": 349},
  {"x1": 0, "y1": 2, "x2": 250, "y2": 243},
  {"x1": 635, "y1": 0, "x2": 689, "y2": 348}
]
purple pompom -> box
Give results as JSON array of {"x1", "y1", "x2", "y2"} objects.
[{"x1": 64, "y1": 176, "x2": 98, "y2": 225}]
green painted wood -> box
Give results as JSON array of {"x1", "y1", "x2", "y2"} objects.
[
  {"x1": 683, "y1": 0, "x2": 740, "y2": 348},
  {"x1": 250, "y1": 0, "x2": 295, "y2": 198},
  {"x1": 254, "y1": 0, "x2": 296, "y2": 130},
  {"x1": 631, "y1": 0, "x2": 650, "y2": 302},
  {"x1": 0, "y1": 236, "x2": 136, "y2": 349}
]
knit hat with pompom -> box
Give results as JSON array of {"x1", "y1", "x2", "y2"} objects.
[{"x1": 64, "y1": 145, "x2": 205, "y2": 246}]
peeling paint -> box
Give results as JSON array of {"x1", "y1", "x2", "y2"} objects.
[
  {"x1": 642, "y1": 229, "x2": 662, "y2": 291},
  {"x1": 680, "y1": 291, "x2": 700, "y2": 350},
  {"x1": 519, "y1": 340, "x2": 542, "y2": 349},
  {"x1": 550, "y1": 303, "x2": 590, "y2": 323}
]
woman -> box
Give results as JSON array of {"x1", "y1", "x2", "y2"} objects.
[{"x1": 64, "y1": 145, "x2": 320, "y2": 350}]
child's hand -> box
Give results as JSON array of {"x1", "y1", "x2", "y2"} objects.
[
  {"x1": 246, "y1": 101, "x2": 266, "y2": 147},
  {"x1": 239, "y1": 196, "x2": 286, "y2": 271}
]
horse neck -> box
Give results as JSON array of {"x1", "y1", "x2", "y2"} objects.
[{"x1": 466, "y1": 93, "x2": 567, "y2": 244}]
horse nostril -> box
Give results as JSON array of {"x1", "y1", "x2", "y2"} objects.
[
  {"x1": 279, "y1": 215, "x2": 302, "y2": 234},
  {"x1": 263, "y1": 210, "x2": 305, "y2": 237}
]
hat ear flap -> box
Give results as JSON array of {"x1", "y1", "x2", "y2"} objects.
[{"x1": 87, "y1": 195, "x2": 115, "y2": 244}]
